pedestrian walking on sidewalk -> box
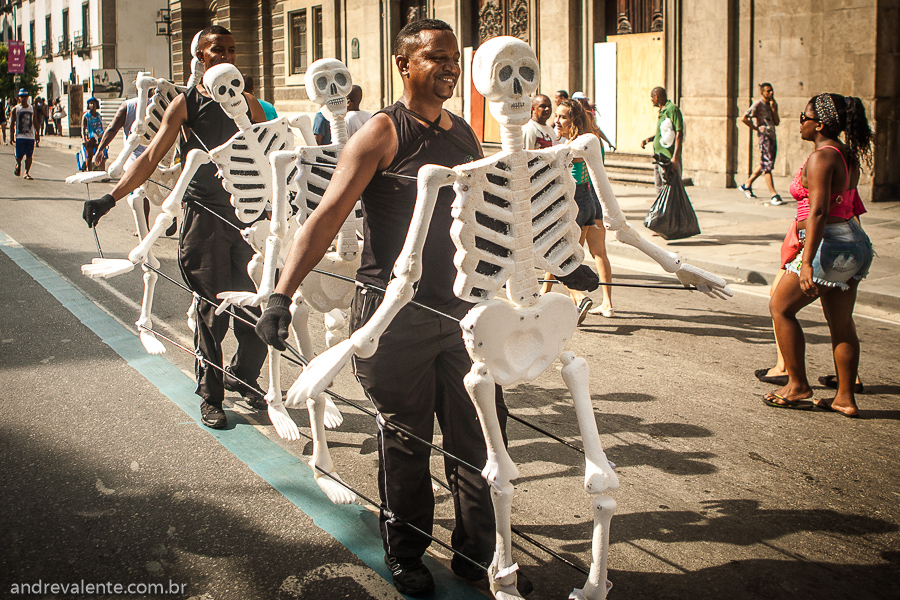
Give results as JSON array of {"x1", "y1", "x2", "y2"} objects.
[
  {"x1": 641, "y1": 86, "x2": 683, "y2": 196},
  {"x1": 740, "y1": 83, "x2": 783, "y2": 205},
  {"x1": 765, "y1": 93, "x2": 873, "y2": 417}
]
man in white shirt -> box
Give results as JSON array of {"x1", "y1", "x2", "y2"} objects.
[
  {"x1": 522, "y1": 93, "x2": 558, "y2": 149},
  {"x1": 345, "y1": 85, "x2": 373, "y2": 138}
]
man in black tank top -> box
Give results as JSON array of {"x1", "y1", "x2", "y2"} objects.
[
  {"x1": 257, "y1": 20, "x2": 510, "y2": 595},
  {"x1": 81, "y1": 26, "x2": 270, "y2": 430}
]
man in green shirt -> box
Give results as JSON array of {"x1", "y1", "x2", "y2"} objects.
[{"x1": 641, "y1": 86, "x2": 683, "y2": 194}]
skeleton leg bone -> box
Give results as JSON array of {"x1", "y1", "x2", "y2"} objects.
[
  {"x1": 307, "y1": 392, "x2": 355, "y2": 504},
  {"x1": 125, "y1": 188, "x2": 166, "y2": 355},
  {"x1": 559, "y1": 351, "x2": 618, "y2": 599},
  {"x1": 265, "y1": 347, "x2": 301, "y2": 440},
  {"x1": 464, "y1": 362, "x2": 521, "y2": 599},
  {"x1": 569, "y1": 495, "x2": 616, "y2": 600}
]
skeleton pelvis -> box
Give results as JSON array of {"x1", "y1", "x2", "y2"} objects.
[
  {"x1": 300, "y1": 252, "x2": 358, "y2": 312},
  {"x1": 461, "y1": 294, "x2": 577, "y2": 386}
]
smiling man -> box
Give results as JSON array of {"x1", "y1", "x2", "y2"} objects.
[
  {"x1": 82, "y1": 26, "x2": 269, "y2": 429},
  {"x1": 256, "y1": 19, "x2": 511, "y2": 596}
]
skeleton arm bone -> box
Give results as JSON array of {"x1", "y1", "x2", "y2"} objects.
[
  {"x1": 285, "y1": 165, "x2": 458, "y2": 406},
  {"x1": 130, "y1": 148, "x2": 210, "y2": 265},
  {"x1": 217, "y1": 149, "x2": 298, "y2": 311},
  {"x1": 106, "y1": 76, "x2": 158, "y2": 177},
  {"x1": 570, "y1": 135, "x2": 732, "y2": 299}
]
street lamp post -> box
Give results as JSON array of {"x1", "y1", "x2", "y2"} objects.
[{"x1": 156, "y1": 8, "x2": 172, "y2": 80}]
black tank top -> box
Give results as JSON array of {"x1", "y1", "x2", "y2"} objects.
[
  {"x1": 356, "y1": 102, "x2": 481, "y2": 312},
  {"x1": 181, "y1": 86, "x2": 253, "y2": 223}
]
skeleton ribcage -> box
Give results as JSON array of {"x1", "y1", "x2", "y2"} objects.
[
  {"x1": 210, "y1": 119, "x2": 295, "y2": 223},
  {"x1": 450, "y1": 148, "x2": 582, "y2": 305},
  {"x1": 139, "y1": 80, "x2": 180, "y2": 147},
  {"x1": 294, "y1": 145, "x2": 363, "y2": 255}
]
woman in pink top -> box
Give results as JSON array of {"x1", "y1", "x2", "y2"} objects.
[{"x1": 765, "y1": 93, "x2": 872, "y2": 417}]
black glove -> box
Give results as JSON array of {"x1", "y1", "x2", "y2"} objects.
[
  {"x1": 255, "y1": 293, "x2": 293, "y2": 351},
  {"x1": 557, "y1": 265, "x2": 600, "y2": 292},
  {"x1": 82, "y1": 194, "x2": 116, "y2": 228}
]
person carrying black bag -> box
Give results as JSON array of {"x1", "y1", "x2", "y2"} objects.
[{"x1": 644, "y1": 153, "x2": 701, "y2": 240}]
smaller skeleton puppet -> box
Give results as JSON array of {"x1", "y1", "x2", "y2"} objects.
[
  {"x1": 281, "y1": 36, "x2": 732, "y2": 599},
  {"x1": 80, "y1": 62, "x2": 313, "y2": 439},
  {"x1": 215, "y1": 58, "x2": 361, "y2": 504}
]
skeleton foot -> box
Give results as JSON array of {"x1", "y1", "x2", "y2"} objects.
[
  {"x1": 267, "y1": 396, "x2": 300, "y2": 440},
  {"x1": 490, "y1": 563, "x2": 524, "y2": 600},
  {"x1": 81, "y1": 258, "x2": 136, "y2": 278},
  {"x1": 569, "y1": 581, "x2": 612, "y2": 600},
  {"x1": 139, "y1": 329, "x2": 166, "y2": 355},
  {"x1": 323, "y1": 398, "x2": 343, "y2": 429},
  {"x1": 313, "y1": 470, "x2": 356, "y2": 504}
]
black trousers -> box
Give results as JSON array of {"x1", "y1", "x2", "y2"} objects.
[
  {"x1": 350, "y1": 287, "x2": 508, "y2": 562},
  {"x1": 179, "y1": 204, "x2": 266, "y2": 404}
]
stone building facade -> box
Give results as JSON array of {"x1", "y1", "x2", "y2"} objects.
[{"x1": 164, "y1": 0, "x2": 896, "y2": 200}]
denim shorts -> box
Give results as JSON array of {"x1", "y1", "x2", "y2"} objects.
[
  {"x1": 574, "y1": 182, "x2": 602, "y2": 227},
  {"x1": 786, "y1": 220, "x2": 873, "y2": 290}
]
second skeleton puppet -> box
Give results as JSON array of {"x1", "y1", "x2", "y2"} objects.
[
  {"x1": 277, "y1": 37, "x2": 732, "y2": 600},
  {"x1": 80, "y1": 63, "x2": 320, "y2": 439},
  {"x1": 215, "y1": 57, "x2": 362, "y2": 503}
]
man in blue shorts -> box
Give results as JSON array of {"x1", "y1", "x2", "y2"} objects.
[{"x1": 10, "y1": 89, "x2": 37, "y2": 180}]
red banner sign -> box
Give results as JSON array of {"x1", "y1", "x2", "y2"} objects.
[{"x1": 8, "y1": 40, "x2": 25, "y2": 74}]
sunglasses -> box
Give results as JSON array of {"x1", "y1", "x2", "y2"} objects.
[{"x1": 799, "y1": 113, "x2": 819, "y2": 124}]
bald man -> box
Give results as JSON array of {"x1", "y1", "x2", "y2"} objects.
[{"x1": 523, "y1": 93, "x2": 558, "y2": 149}]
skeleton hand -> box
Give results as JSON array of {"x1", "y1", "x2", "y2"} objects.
[
  {"x1": 676, "y1": 263, "x2": 733, "y2": 299},
  {"x1": 82, "y1": 194, "x2": 116, "y2": 227},
  {"x1": 255, "y1": 293, "x2": 293, "y2": 350},
  {"x1": 557, "y1": 265, "x2": 600, "y2": 292}
]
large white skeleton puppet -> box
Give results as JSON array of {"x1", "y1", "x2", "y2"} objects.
[
  {"x1": 216, "y1": 58, "x2": 360, "y2": 504},
  {"x1": 283, "y1": 36, "x2": 732, "y2": 599}
]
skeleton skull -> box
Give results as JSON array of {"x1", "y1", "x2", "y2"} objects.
[
  {"x1": 305, "y1": 58, "x2": 352, "y2": 120},
  {"x1": 472, "y1": 36, "x2": 540, "y2": 127},
  {"x1": 204, "y1": 63, "x2": 248, "y2": 120}
]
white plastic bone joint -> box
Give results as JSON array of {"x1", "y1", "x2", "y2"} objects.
[
  {"x1": 472, "y1": 36, "x2": 539, "y2": 127},
  {"x1": 203, "y1": 63, "x2": 248, "y2": 120},
  {"x1": 304, "y1": 58, "x2": 352, "y2": 120}
]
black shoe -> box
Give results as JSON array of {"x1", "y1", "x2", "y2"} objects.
[
  {"x1": 384, "y1": 555, "x2": 434, "y2": 596},
  {"x1": 200, "y1": 401, "x2": 227, "y2": 429},
  {"x1": 451, "y1": 555, "x2": 488, "y2": 582},
  {"x1": 224, "y1": 367, "x2": 267, "y2": 410},
  {"x1": 165, "y1": 219, "x2": 178, "y2": 237}
]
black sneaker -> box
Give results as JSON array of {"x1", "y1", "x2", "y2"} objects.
[
  {"x1": 200, "y1": 401, "x2": 227, "y2": 429},
  {"x1": 223, "y1": 367, "x2": 267, "y2": 410},
  {"x1": 384, "y1": 554, "x2": 434, "y2": 596}
]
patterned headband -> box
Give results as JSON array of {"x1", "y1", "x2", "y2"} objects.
[{"x1": 814, "y1": 94, "x2": 841, "y2": 132}]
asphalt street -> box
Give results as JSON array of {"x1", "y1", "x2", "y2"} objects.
[{"x1": 1, "y1": 143, "x2": 898, "y2": 600}]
